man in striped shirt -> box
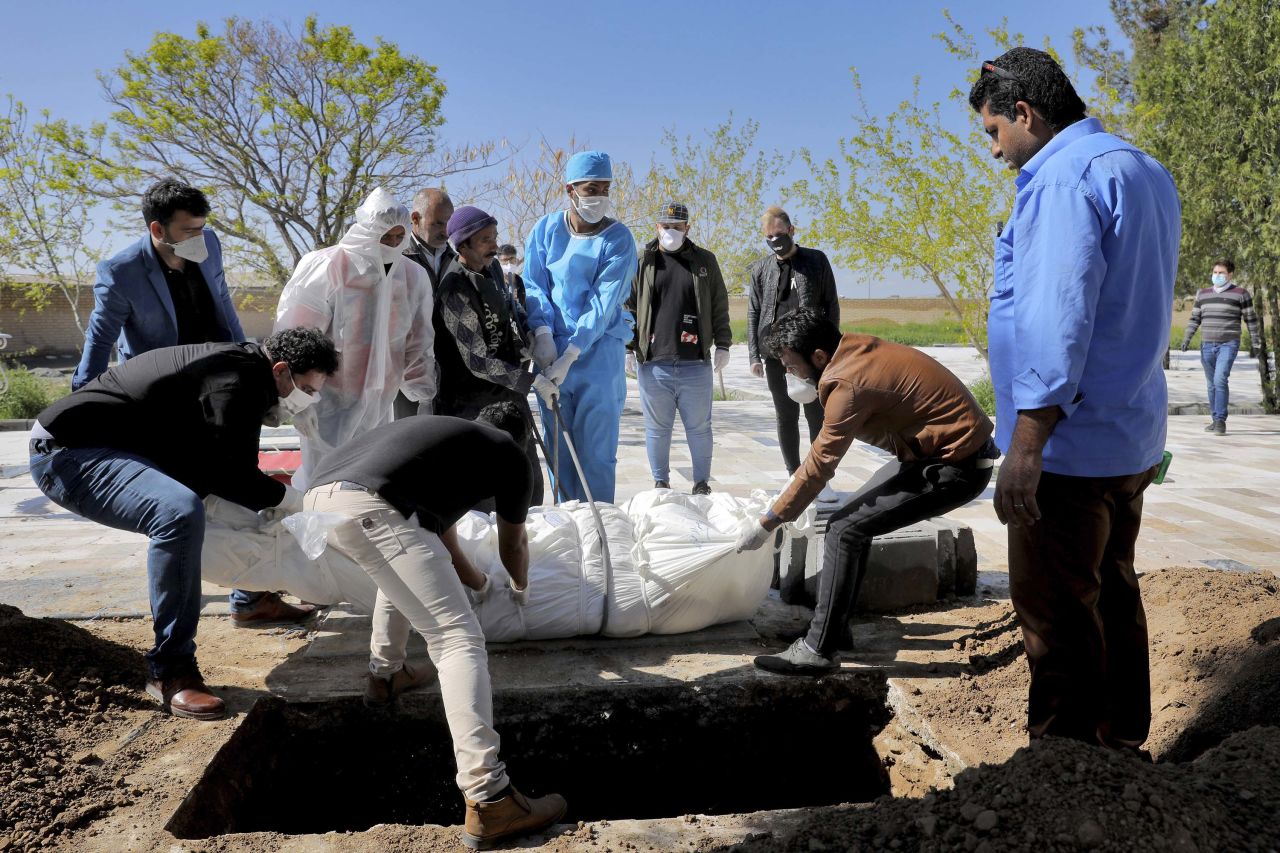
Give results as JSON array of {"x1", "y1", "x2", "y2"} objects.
[{"x1": 1180, "y1": 259, "x2": 1262, "y2": 435}]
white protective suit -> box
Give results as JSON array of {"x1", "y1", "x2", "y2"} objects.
[{"x1": 274, "y1": 189, "x2": 436, "y2": 489}]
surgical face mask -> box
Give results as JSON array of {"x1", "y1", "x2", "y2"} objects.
[
  {"x1": 766, "y1": 233, "x2": 794, "y2": 257},
  {"x1": 658, "y1": 227, "x2": 686, "y2": 252},
  {"x1": 165, "y1": 233, "x2": 209, "y2": 264},
  {"x1": 500, "y1": 263, "x2": 518, "y2": 276},
  {"x1": 786, "y1": 373, "x2": 818, "y2": 404},
  {"x1": 380, "y1": 243, "x2": 404, "y2": 265},
  {"x1": 1211, "y1": 273, "x2": 1229, "y2": 288},
  {"x1": 279, "y1": 381, "x2": 319, "y2": 416},
  {"x1": 573, "y1": 193, "x2": 612, "y2": 224}
]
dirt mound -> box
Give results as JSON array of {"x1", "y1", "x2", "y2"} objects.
[
  {"x1": 732, "y1": 726, "x2": 1280, "y2": 853},
  {"x1": 0, "y1": 604, "x2": 153, "y2": 851},
  {"x1": 910, "y1": 567, "x2": 1279, "y2": 768}
]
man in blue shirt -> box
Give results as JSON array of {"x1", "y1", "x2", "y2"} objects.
[
  {"x1": 971, "y1": 47, "x2": 1181, "y2": 751},
  {"x1": 522, "y1": 151, "x2": 638, "y2": 503}
]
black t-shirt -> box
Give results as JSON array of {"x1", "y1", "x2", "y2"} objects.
[
  {"x1": 37, "y1": 342, "x2": 284, "y2": 510},
  {"x1": 153, "y1": 244, "x2": 220, "y2": 345},
  {"x1": 309, "y1": 416, "x2": 533, "y2": 533},
  {"x1": 648, "y1": 249, "x2": 701, "y2": 361}
]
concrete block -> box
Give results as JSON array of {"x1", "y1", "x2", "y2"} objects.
[{"x1": 778, "y1": 512, "x2": 978, "y2": 613}]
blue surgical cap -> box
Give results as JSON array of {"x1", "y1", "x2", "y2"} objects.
[{"x1": 565, "y1": 150, "x2": 613, "y2": 184}]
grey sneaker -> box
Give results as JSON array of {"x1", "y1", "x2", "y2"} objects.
[
  {"x1": 753, "y1": 638, "x2": 840, "y2": 676},
  {"x1": 1213, "y1": 420, "x2": 1226, "y2": 435},
  {"x1": 1203, "y1": 421, "x2": 1217, "y2": 432}
]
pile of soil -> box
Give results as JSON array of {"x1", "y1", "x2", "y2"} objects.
[
  {"x1": 0, "y1": 604, "x2": 153, "y2": 851},
  {"x1": 734, "y1": 725, "x2": 1280, "y2": 852},
  {"x1": 912, "y1": 567, "x2": 1280, "y2": 767}
]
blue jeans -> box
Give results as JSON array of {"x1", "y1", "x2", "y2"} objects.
[
  {"x1": 1201, "y1": 340, "x2": 1239, "y2": 422},
  {"x1": 637, "y1": 358, "x2": 714, "y2": 484},
  {"x1": 30, "y1": 444, "x2": 205, "y2": 679}
]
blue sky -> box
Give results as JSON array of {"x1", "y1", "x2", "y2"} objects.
[{"x1": 1, "y1": 0, "x2": 1124, "y2": 295}]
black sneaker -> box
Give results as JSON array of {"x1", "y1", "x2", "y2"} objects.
[
  {"x1": 654, "y1": 480, "x2": 670, "y2": 489},
  {"x1": 1203, "y1": 421, "x2": 1216, "y2": 432},
  {"x1": 692, "y1": 481, "x2": 711, "y2": 496},
  {"x1": 1213, "y1": 420, "x2": 1226, "y2": 435}
]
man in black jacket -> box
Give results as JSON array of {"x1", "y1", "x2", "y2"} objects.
[
  {"x1": 29, "y1": 328, "x2": 339, "y2": 720},
  {"x1": 746, "y1": 206, "x2": 841, "y2": 499}
]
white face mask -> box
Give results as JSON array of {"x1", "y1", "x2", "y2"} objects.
[
  {"x1": 379, "y1": 243, "x2": 404, "y2": 265},
  {"x1": 500, "y1": 263, "x2": 518, "y2": 276},
  {"x1": 658, "y1": 227, "x2": 686, "y2": 252},
  {"x1": 573, "y1": 193, "x2": 612, "y2": 224},
  {"x1": 279, "y1": 382, "x2": 319, "y2": 416},
  {"x1": 786, "y1": 373, "x2": 819, "y2": 404},
  {"x1": 165, "y1": 233, "x2": 209, "y2": 264}
]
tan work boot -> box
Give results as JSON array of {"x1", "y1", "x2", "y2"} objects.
[
  {"x1": 363, "y1": 661, "x2": 438, "y2": 707},
  {"x1": 462, "y1": 786, "x2": 567, "y2": 850}
]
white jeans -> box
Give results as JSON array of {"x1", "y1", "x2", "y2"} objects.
[{"x1": 306, "y1": 483, "x2": 509, "y2": 801}]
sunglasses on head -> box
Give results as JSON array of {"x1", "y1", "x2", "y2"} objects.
[{"x1": 981, "y1": 61, "x2": 1018, "y2": 83}]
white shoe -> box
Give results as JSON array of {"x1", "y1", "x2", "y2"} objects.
[{"x1": 817, "y1": 484, "x2": 840, "y2": 503}]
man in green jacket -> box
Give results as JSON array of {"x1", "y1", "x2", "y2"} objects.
[{"x1": 626, "y1": 202, "x2": 732, "y2": 494}]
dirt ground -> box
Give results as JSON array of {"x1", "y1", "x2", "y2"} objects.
[{"x1": 1, "y1": 566, "x2": 1277, "y2": 852}]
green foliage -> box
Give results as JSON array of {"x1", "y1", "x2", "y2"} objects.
[
  {"x1": 45, "y1": 16, "x2": 499, "y2": 287},
  {"x1": 968, "y1": 376, "x2": 996, "y2": 417},
  {"x1": 0, "y1": 97, "x2": 103, "y2": 332},
  {"x1": 1128, "y1": 0, "x2": 1280, "y2": 411},
  {"x1": 643, "y1": 116, "x2": 793, "y2": 294},
  {"x1": 0, "y1": 365, "x2": 64, "y2": 419}
]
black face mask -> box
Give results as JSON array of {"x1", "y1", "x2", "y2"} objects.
[{"x1": 766, "y1": 233, "x2": 794, "y2": 256}]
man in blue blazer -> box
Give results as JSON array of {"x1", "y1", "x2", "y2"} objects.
[{"x1": 72, "y1": 178, "x2": 315, "y2": 627}]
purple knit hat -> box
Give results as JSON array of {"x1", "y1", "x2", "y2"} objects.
[{"x1": 447, "y1": 205, "x2": 498, "y2": 247}]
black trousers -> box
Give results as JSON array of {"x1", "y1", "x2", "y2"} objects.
[
  {"x1": 807, "y1": 446, "x2": 994, "y2": 656},
  {"x1": 1008, "y1": 467, "x2": 1157, "y2": 747},
  {"x1": 764, "y1": 357, "x2": 824, "y2": 474}
]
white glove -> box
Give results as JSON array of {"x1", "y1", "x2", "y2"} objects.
[
  {"x1": 531, "y1": 328, "x2": 557, "y2": 371},
  {"x1": 533, "y1": 374, "x2": 559, "y2": 407},
  {"x1": 625, "y1": 351, "x2": 638, "y2": 377},
  {"x1": 416, "y1": 399, "x2": 434, "y2": 416},
  {"x1": 509, "y1": 577, "x2": 530, "y2": 606},
  {"x1": 714, "y1": 348, "x2": 730, "y2": 372},
  {"x1": 734, "y1": 519, "x2": 773, "y2": 553},
  {"x1": 465, "y1": 574, "x2": 492, "y2": 607},
  {"x1": 545, "y1": 344, "x2": 580, "y2": 385}
]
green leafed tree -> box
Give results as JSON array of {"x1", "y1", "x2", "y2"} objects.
[
  {"x1": 1124, "y1": 0, "x2": 1279, "y2": 410},
  {"x1": 47, "y1": 16, "x2": 502, "y2": 287},
  {"x1": 642, "y1": 116, "x2": 794, "y2": 295},
  {"x1": 0, "y1": 97, "x2": 108, "y2": 335}
]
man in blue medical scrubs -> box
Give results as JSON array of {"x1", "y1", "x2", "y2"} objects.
[{"x1": 522, "y1": 150, "x2": 639, "y2": 503}]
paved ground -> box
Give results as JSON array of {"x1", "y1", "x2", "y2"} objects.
[{"x1": 1, "y1": 343, "x2": 1276, "y2": 622}]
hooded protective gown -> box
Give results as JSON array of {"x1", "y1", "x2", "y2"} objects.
[
  {"x1": 523, "y1": 210, "x2": 637, "y2": 504},
  {"x1": 275, "y1": 189, "x2": 436, "y2": 489}
]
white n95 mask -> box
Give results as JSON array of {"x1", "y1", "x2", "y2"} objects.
[
  {"x1": 786, "y1": 373, "x2": 819, "y2": 404},
  {"x1": 658, "y1": 228, "x2": 686, "y2": 252},
  {"x1": 167, "y1": 233, "x2": 209, "y2": 264},
  {"x1": 279, "y1": 384, "x2": 319, "y2": 416},
  {"x1": 573, "y1": 194, "x2": 612, "y2": 224}
]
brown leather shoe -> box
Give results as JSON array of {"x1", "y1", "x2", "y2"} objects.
[
  {"x1": 145, "y1": 668, "x2": 226, "y2": 721},
  {"x1": 463, "y1": 786, "x2": 567, "y2": 850},
  {"x1": 231, "y1": 592, "x2": 318, "y2": 628},
  {"x1": 363, "y1": 661, "x2": 439, "y2": 708}
]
